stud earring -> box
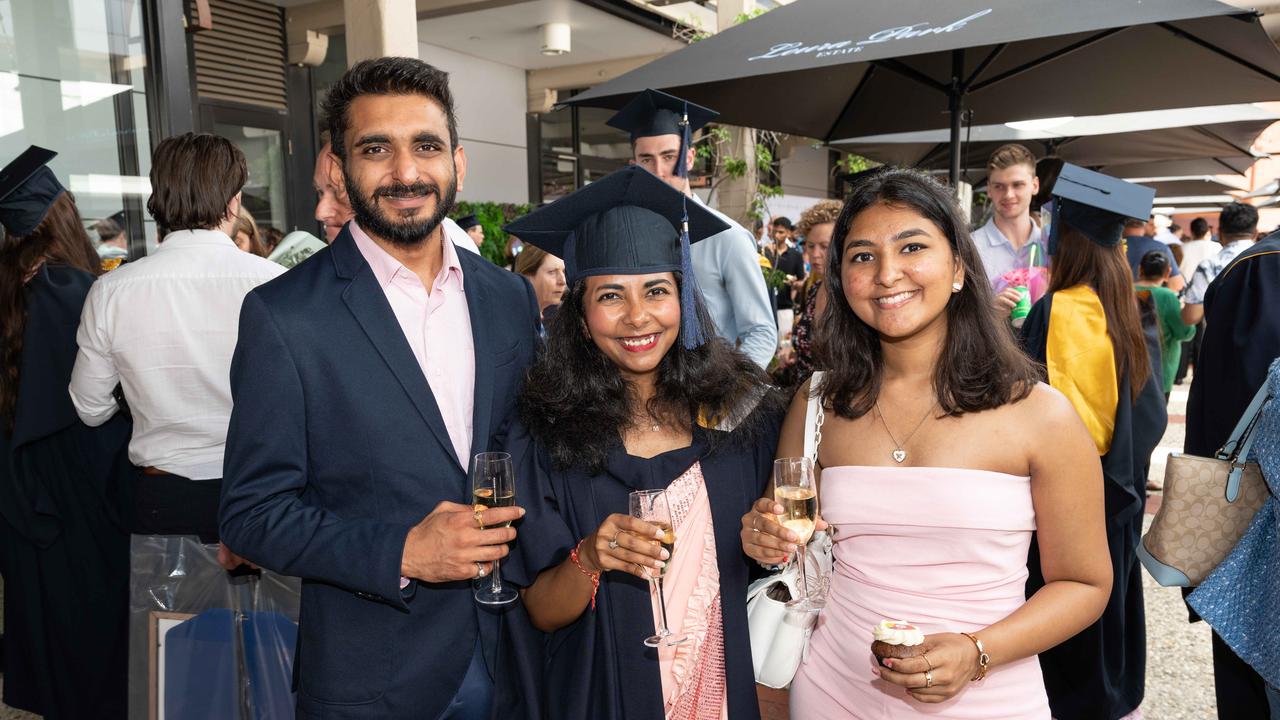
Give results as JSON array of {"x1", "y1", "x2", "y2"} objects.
[{"x1": 952, "y1": 282, "x2": 963, "y2": 293}]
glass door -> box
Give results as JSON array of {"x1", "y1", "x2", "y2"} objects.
[{"x1": 199, "y1": 103, "x2": 289, "y2": 234}]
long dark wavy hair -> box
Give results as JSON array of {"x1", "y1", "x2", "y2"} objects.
[
  {"x1": 1048, "y1": 225, "x2": 1151, "y2": 399},
  {"x1": 519, "y1": 273, "x2": 781, "y2": 472},
  {"x1": 0, "y1": 192, "x2": 100, "y2": 427},
  {"x1": 814, "y1": 168, "x2": 1040, "y2": 419}
]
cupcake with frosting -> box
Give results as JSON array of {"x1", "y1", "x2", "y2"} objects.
[{"x1": 870, "y1": 620, "x2": 925, "y2": 665}]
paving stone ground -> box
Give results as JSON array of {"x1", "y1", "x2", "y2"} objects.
[{"x1": 0, "y1": 383, "x2": 1222, "y2": 719}]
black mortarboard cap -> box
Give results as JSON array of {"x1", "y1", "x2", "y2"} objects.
[
  {"x1": 455, "y1": 214, "x2": 480, "y2": 231},
  {"x1": 504, "y1": 165, "x2": 728, "y2": 349},
  {"x1": 108, "y1": 210, "x2": 126, "y2": 227},
  {"x1": 1047, "y1": 163, "x2": 1155, "y2": 253},
  {"x1": 607, "y1": 89, "x2": 718, "y2": 180},
  {"x1": 0, "y1": 146, "x2": 65, "y2": 237}
]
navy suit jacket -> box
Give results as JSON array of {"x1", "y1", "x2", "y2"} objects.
[{"x1": 220, "y1": 228, "x2": 539, "y2": 719}]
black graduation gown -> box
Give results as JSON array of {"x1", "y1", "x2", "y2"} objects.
[
  {"x1": 1183, "y1": 234, "x2": 1280, "y2": 718},
  {"x1": 1186, "y1": 234, "x2": 1280, "y2": 457},
  {"x1": 504, "y1": 420, "x2": 778, "y2": 720},
  {"x1": 1020, "y1": 291, "x2": 1166, "y2": 720},
  {"x1": 0, "y1": 264, "x2": 133, "y2": 719}
]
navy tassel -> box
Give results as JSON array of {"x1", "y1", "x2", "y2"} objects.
[
  {"x1": 678, "y1": 199, "x2": 707, "y2": 349},
  {"x1": 676, "y1": 103, "x2": 693, "y2": 179},
  {"x1": 675, "y1": 101, "x2": 706, "y2": 349},
  {"x1": 563, "y1": 230, "x2": 578, "y2": 284}
]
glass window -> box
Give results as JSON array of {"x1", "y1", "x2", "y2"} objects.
[
  {"x1": 0, "y1": 0, "x2": 154, "y2": 253},
  {"x1": 577, "y1": 107, "x2": 630, "y2": 161},
  {"x1": 214, "y1": 122, "x2": 287, "y2": 232}
]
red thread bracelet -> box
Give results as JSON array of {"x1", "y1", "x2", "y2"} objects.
[{"x1": 570, "y1": 537, "x2": 601, "y2": 610}]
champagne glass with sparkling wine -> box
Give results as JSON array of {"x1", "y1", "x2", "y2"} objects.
[
  {"x1": 473, "y1": 452, "x2": 517, "y2": 605},
  {"x1": 629, "y1": 489, "x2": 688, "y2": 647},
  {"x1": 774, "y1": 457, "x2": 823, "y2": 611}
]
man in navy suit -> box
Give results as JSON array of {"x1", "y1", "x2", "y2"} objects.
[{"x1": 220, "y1": 57, "x2": 540, "y2": 719}]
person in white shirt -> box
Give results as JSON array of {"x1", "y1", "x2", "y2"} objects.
[
  {"x1": 1179, "y1": 216, "x2": 1220, "y2": 278},
  {"x1": 971, "y1": 144, "x2": 1046, "y2": 314},
  {"x1": 69, "y1": 133, "x2": 284, "y2": 566}
]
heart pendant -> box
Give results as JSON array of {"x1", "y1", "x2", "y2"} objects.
[{"x1": 892, "y1": 449, "x2": 906, "y2": 463}]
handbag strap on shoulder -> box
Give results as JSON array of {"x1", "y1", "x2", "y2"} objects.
[
  {"x1": 804, "y1": 371, "x2": 826, "y2": 466},
  {"x1": 1217, "y1": 379, "x2": 1273, "y2": 502}
]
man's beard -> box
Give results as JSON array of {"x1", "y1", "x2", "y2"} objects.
[{"x1": 345, "y1": 172, "x2": 457, "y2": 248}]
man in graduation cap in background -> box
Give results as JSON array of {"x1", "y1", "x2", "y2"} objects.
[
  {"x1": 1020, "y1": 164, "x2": 1167, "y2": 720},
  {"x1": 607, "y1": 89, "x2": 777, "y2": 369}
]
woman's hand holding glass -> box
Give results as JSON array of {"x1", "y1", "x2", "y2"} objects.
[
  {"x1": 578, "y1": 513, "x2": 670, "y2": 581},
  {"x1": 875, "y1": 633, "x2": 982, "y2": 703},
  {"x1": 740, "y1": 498, "x2": 829, "y2": 566}
]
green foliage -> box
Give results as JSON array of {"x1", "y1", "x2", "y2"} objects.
[
  {"x1": 835, "y1": 154, "x2": 874, "y2": 175},
  {"x1": 721, "y1": 157, "x2": 749, "y2": 179},
  {"x1": 453, "y1": 200, "x2": 535, "y2": 266},
  {"x1": 734, "y1": 8, "x2": 768, "y2": 25},
  {"x1": 762, "y1": 265, "x2": 789, "y2": 291}
]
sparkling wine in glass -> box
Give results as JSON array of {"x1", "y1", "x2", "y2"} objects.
[
  {"x1": 775, "y1": 457, "x2": 823, "y2": 611},
  {"x1": 473, "y1": 452, "x2": 517, "y2": 605},
  {"x1": 629, "y1": 489, "x2": 687, "y2": 647}
]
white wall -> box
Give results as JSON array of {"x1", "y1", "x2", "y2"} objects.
[
  {"x1": 418, "y1": 41, "x2": 529, "y2": 204},
  {"x1": 780, "y1": 143, "x2": 830, "y2": 198}
]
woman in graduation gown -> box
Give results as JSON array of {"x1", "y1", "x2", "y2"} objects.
[
  {"x1": 0, "y1": 147, "x2": 133, "y2": 718},
  {"x1": 502, "y1": 165, "x2": 784, "y2": 720},
  {"x1": 1020, "y1": 165, "x2": 1168, "y2": 720}
]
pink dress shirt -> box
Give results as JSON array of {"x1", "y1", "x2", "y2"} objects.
[{"x1": 351, "y1": 222, "x2": 476, "y2": 467}]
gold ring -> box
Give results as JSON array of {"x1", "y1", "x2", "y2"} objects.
[
  {"x1": 608, "y1": 531, "x2": 621, "y2": 550},
  {"x1": 924, "y1": 670, "x2": 934, "y2": 689},
  {"x1": 922, "y1": 652, "x2": 933, "y2": 672},
  {"x1": 474, "y1": 509, "x2": 484, "y2": 528},
  {"x1": 475, "y1": 562, "x2": 487, "y2": 578}
]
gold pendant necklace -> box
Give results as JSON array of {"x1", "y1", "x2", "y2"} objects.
[{"x1": 874, "y1": 400, "x2": 938, "y2": 464}]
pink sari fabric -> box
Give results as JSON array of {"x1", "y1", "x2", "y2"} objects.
[{"x1": 651, "y1": 462, "x2": 729, "y2": 720}]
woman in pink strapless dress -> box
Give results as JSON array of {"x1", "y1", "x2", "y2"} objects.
[
  {"x1": 741, "y1": 169, "x2": 1116, "y2": 719},
  {"x1": 789, "y1": 467, "x2": 1049, "y2": 719}
]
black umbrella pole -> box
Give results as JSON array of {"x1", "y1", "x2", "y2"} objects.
[{"x1": 948, "y1": 49, "x2": 964, "y2": 191}]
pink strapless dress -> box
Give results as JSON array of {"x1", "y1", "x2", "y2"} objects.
[{"x1": 790, "y1": 466, "x2": 1050, "y2": 719}]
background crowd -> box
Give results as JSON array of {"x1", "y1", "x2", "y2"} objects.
[{"x1": 0, "y1": 52, "x2": 1276, "y2": 720}]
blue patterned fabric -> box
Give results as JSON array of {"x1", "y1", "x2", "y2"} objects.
[{"x1": 1189, "y1": 357, "x2": 1280, "y2": 688}]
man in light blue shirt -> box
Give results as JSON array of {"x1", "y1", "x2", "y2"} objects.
[
  {"x1": 606, "y1": 89, "x2": 776, "y2": 368},
  {"x1": 970, "y1": 144, "x2": 1047, "y2": 313}
]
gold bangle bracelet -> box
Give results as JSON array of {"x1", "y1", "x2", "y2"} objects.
[{"x1": 960, "y1": 632, "x2": 990, "y2": 682}]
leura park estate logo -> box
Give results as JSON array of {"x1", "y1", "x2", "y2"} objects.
[{"x1": 747, "y1": 8, "x2": 993, "y2": 62}]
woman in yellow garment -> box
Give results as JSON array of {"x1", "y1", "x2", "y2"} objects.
[{"x1": 1019, "y1": 164, "x2": 1168, "y2": 720}]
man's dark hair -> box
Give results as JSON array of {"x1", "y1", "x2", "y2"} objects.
[
  {"x1": 322, "y1": 57, "x2": 459, "y2": 161},
  {"x1": 1219, "y1": 202, "x2": 1259, "y2": 238},
  {"x1": 815, "y1": 168, "x2": 1040, "y2": 420},
  {"x1": 1139, "y1": 249, "x2": 1171, "y2": 280},
  {"x1": 1122, "y1": 217, "x2": 1147, "y2": 232},
  {"x1": 1170, "y1": 223, "x2": 1181, "y2": 235},
  {"x1": 147, "y1": 133, "x2": 247, "y2": 235},
  {"x1": 771, "y1": 216, "x2": 792, "y2": 230},
  {"x1": 1190, "y1": 217, "x2": 1209, "y2": 239}
]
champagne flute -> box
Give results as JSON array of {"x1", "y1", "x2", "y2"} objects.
[
  {"x1": 774, "y1": 457, "x2": 823, "y2": 611},
  {"x1": 629, "y1": 489, "x2": 688, "y2": 647},
  {"x1": 472, "y1": 452, "x2": 517, "y2": 605}
]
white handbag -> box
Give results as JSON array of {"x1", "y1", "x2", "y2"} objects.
[{"x1": 747, "y1": 372, "x2": 834, "y2": 689}]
